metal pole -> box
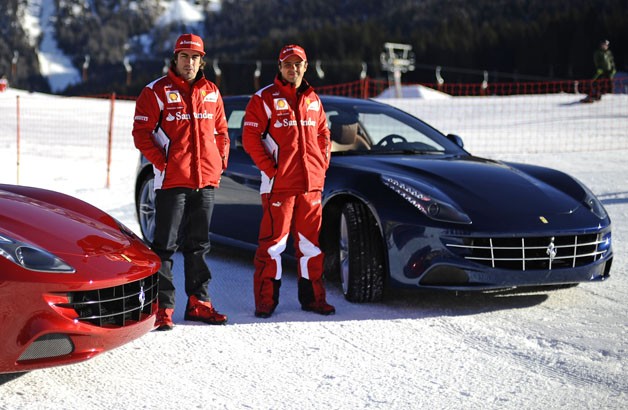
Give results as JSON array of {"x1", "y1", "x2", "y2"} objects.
[
  {"x1": 213, "y1": 59, "x2": 222, "y2": 88},
  {"x1": 16, "y1": 95, "x2": 20, "y2": 185},
  {"x1": 254, "y1": 60, "x2": 261, "y2": 91},
  {"x1": 106, "y1": 93, "x2": 115, "y2": 188}
]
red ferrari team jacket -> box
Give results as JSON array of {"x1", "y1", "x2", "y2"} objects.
[
  {"x1": 132, "y1": 69, "x2": 230, "y2": 190},
  {"x1": 242, "y1": 76, "x2": 330, "y2": 194}
]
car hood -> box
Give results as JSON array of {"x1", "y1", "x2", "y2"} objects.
[
  {"x1": 334, "y1": 154, "x2": 587, "y2": 220},
  {"x1": 0, "y1": 190, "x2": 130, "y2": 257}
]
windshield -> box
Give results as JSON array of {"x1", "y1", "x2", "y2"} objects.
[
  {"x1": 325, "y1": 101, "x2": 464, "y2": 155},
  {"x1": 223, "y1": 96, "x2": 467, "y2": 156}
]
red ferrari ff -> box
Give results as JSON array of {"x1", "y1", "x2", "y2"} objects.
[{"x1": 0, "y1": 184, "x2": 160, "y2": 374}]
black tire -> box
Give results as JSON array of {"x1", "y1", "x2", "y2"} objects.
[
  {"x1": 339, "y1": 202, "x2": 385, "y2": 302},
  {"x1": 137, "y1": 174, "x2": 156, "y2": 244}
]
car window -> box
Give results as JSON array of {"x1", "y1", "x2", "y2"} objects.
[
  {"x1": 228, "y1": 109, "x2": 246, "y2": 129},
  {"x1": 359, "y1": 111, "x2": 446, "y2": 151},
  {"x1": 225, "y1": 107, "x2": 247, "y2": 149},
  {"x1": 223, "y1": 97, "x2": 459, "y2": 154},
  {"x1": 325, "y1": 104, "x2": 449, "y2": 154}
]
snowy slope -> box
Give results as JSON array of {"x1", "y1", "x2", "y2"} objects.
[
  {"x1": 24, "y1": 0, "x2": 81, "y2": 92},
  {"x1": 156, "y1": 0, "x2": 204, "y2": 26},
  {"x1": 20, "y1": 0, "x2": 211, "y2": 92}
]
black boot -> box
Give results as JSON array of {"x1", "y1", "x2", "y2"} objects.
[{"x1": 298, "y1": 278, "x2": 335, "y2": 315}]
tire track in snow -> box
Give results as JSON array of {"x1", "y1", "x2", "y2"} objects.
[{"x1": 434, "y1": 316, "x2": 627, "y2": 395}]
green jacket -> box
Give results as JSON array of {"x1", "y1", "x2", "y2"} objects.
[{"x1": 593, "y1": 49, "x2": 616, "y2": 79}]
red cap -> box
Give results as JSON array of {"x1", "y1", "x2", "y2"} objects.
[
  {"x1": 278, "y1": 44, "x2": 307, "y2": 62},
  {"x1": 174, "y1": 33, "x2": 205, "y2": 56}
]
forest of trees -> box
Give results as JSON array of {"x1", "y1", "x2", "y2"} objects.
[{"x1": 1, "y1": 0, "x2": 626, "y2": 96}]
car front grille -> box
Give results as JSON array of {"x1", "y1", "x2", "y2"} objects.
[
  {"x1": 55, "y1": 273, "x2": 158, "y2": 327},
  {"x1": 446, "y1": 233, "x2": 611, "y2": 271}
]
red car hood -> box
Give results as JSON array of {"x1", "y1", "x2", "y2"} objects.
[{"x1": 0, "y1": 190, "x2": 129, "y2": 257}]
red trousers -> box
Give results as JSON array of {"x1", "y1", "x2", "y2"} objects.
[{"x1": 253, "y1": 191, "x2": 327, "y2": 308}]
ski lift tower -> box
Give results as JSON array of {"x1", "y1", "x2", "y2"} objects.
[{"x1": 380, "y1": 42, "x2": 415, "y2": 98}]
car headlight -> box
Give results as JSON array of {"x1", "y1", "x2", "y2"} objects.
[
  {"x1": 583, "y1": 190, "x2": 607, "y2": 219},
  {"x1": 572, "y1": 178, "x2": 608, "y2": 219},
  {"x1": 381, "y1": 176, "x2": 472, "y2": 224},
  {"x1": 0, "y1": 234, "x2": 75, "y2": 273},
  {"x1": 583, "y1": 192, "x2": 607, "y2": 219}
]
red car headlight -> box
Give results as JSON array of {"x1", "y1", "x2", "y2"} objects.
[{"x1": 0, "y1": 233, "x2": 75, "y2": 273}]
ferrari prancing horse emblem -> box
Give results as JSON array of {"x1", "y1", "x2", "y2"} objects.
[{"x1": 546, "y1": 237, "x2": 557, "y2": 262}]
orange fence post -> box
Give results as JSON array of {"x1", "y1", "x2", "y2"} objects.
[{"x1": 361, "y1": 78, "x2": 368, "y2": 99}]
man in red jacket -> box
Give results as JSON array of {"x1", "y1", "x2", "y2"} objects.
[
  {"x1": 132, "y1": 33, "x2": 230, "y2": 330},
  {"x1": 242, "y1": 44, "x2": 335, "y2": 318}
]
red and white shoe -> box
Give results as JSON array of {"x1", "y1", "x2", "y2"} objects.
[
  {"x1": 185, "y1": 295, "x2": 228, "y2": 325},
  {"x1": 155, "y1": 307, "x2": 174, "y2": 331}
]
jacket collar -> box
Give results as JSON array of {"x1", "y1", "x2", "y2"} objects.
[
  {"x1": 168, "y1": 68, "x2": 206, "y2": 91},
  {"x1": 274, "y1": 73, "x2": 312, "y2": 96}
]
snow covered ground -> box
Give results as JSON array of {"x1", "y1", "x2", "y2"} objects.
[{"x1": 0, "y1": 88, "x2": 626, "y2": 409}]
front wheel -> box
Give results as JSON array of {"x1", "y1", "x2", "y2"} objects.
[{"x1": 339, "y1": 202, "x2": 385, "y2": 302}]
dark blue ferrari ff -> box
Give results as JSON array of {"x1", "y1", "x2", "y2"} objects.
[{"x1": 135, "y1": 95, "x2": 612, "y2": 302}]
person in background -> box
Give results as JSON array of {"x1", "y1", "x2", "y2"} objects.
[
  {"x1": 584, "y1": 39, "x2": 616, "y2": 102},
  {"x1": 0, "y1": 74, "x2": 8, "y2": 92},
  {"x1": 242, "y1": 44, "x2": 335, "y2": 318},
  {"x1": 132, "y1": 33, "x2": 230, "y2": 330}
]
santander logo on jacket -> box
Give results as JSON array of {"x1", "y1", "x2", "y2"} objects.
[
  {"x1": 132, "y1": 69, "x2": 230, "y2": 191},
  {"x1": 242, "y1": 76, "x2": 330, "y2": 195}
]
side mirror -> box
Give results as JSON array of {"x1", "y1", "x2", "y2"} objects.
[{"x1": 446, "y1": 134, "x2": 464, "y2": 149}]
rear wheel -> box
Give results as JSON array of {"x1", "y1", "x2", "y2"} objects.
[
  {"x1": 339, "y1": 202, "x2": 385, "y2": 302},
  {"x1": 137, "y1": 174, "x2": 156, "y2": 243}
]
